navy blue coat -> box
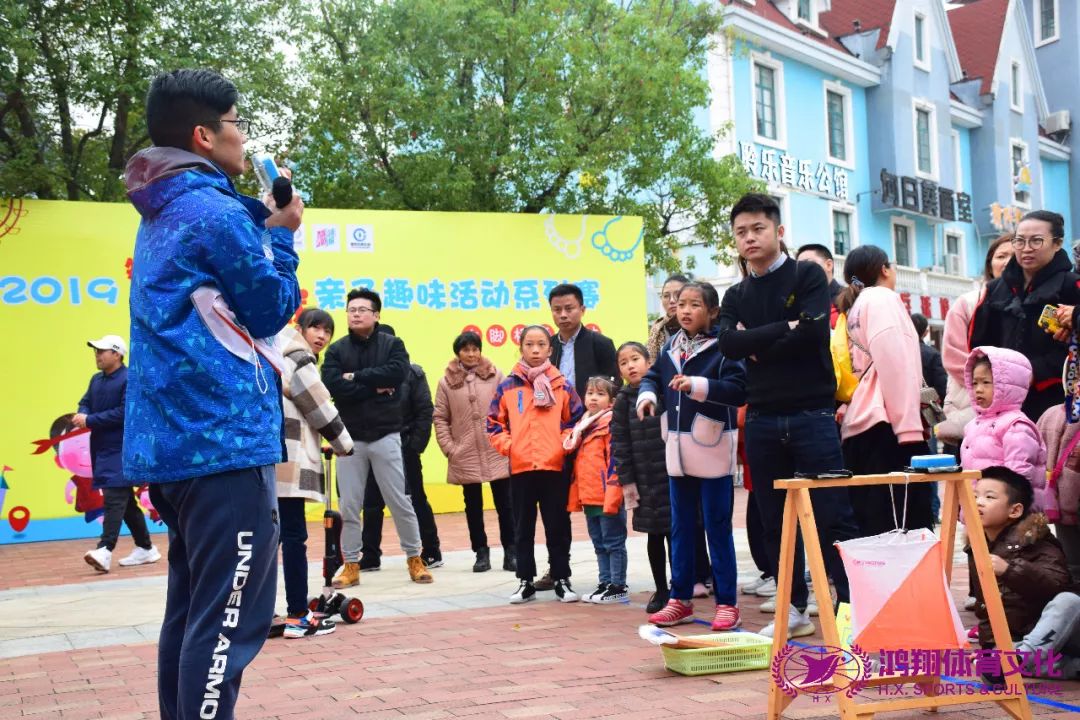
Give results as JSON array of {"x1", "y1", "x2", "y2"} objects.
[{"x1": 78, "y1": 365, "x2": 128, "y2": 488}]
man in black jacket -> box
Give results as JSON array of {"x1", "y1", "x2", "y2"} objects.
[
  {"x1": 911, "y1": 313, "x2": 948, "y2": 402},
  {"x1": 322, "y1": 289, "x2": 433, "y2": 586},
  {"x1": 549, "y1": 283, "x2": 620, "y2": 396},
  {"x1": 718, "y1": 194, "x2": 858, "y2": 641},
  {"x1": 361, "y1": 362, "x2": 443, "y2": 568}
]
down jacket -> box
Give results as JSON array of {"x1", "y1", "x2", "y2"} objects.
[
  {"x1": 487, "y1": 364, "x2": 583, "y2": 474},
  {"x1": 433, "y1": 358, "x2": 510, "y2": 485},
  {"x1": 960, "y1": 346, "x2": 1053, "y2": 515},
  {"x1": 566, "y1": 411, "x2": 622, "y2": 515},
  {"x1": 611, "y1": 384, "x2": 670, "y2": 534},
  {"x1": 967, "y1": 512, "x2": 1074, "y2": 648},
  {"x1": 936, "y1": 289, "x2": 981, "y2": 445},
  {"x1": 1036, "y1": 404, "x2": 1080, "y2": 526},
  {"x1": 275, "y1": 326, "x2": 353, "y2": 502}
]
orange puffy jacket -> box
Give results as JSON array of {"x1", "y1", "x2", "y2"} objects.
[
  {"x1": 566, "y1": 411, "x2": 622, "y2": 514},
  {"x1": 486, "y1": 365, "x2": 583, "y2": 474}
]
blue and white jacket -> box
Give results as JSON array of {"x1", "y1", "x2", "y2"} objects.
[
  {"x1": 637, "y1": 327, "x2": 746, "y2": 480},
  {"x1": 123, "y1": 147, "x2": 301, "y2": 483}
]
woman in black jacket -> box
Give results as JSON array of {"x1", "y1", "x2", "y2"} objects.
[
  {"x1": 611, "y1": 342, "x2": 672, "y2": 613},
  {"x1": 970, "y1": 210, "x2": 1080, "y2": 422}
]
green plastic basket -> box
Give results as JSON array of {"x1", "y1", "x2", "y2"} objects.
[{"x1": 660, "y1": 632, "x2": 772, "y2": 676}]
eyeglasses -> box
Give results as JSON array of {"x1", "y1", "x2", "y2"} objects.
[
  {"x1": 218, "y1": 118, "x2": 252, "y2": 135},
  {"x1": 1011, "y1": 235, "x2": 1056, "y2": 249},
  {"x1": 346, "y1": 307, "x2": 375, "y2": 316}
]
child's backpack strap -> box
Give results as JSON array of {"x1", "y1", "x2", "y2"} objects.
[{"x1": 1050, "y1": 427, "x2": 1080, "y2": 491}]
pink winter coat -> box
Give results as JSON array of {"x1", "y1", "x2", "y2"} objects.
[
  {"x1": 1036, "y1": 404, "x2": 1080, "y2": 526},
  {"x1": 960, "y1": 346, "x2": 1053, "y2": 514},
  {"x1": 936, "y1": 288, "x2": 981, "y2": 444}
]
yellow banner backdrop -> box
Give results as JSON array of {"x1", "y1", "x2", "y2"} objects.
[{"x1": 0, "y1": 198, "x2": 645, "y2": 544}]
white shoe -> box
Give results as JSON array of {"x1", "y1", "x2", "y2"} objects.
[
  {"x1": 118, "y1": 545, "x2": 161, "y2": 567},
  {"x1": 964, "y1": 596, "x2": 977, "y2": 611},
  {"x1": 759, "y1": 598, "x2": 777, "y2": 613},
  {"x1": 740, "y1": 576, "x2": 771, "y2": 595},
  {"x1": 754, "y1": 577, "x2": 778, "y2": 597},
  {"x1": 84, "y1": 547, "x2": 112, "y2": 573},
  {"x1": 807, "y1": 601, "x2": 819, "y2": 617},
  {"x1": 583, "y1": 583, "x2": 608, "y2": 604},
  {"x1": 760, "y1": 605, "x2": 816, "y2": 640},
  {"x1": 554, "y1": 579, "x2": 579, "y2": 603}
]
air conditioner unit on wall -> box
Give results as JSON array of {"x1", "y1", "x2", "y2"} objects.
[
  {"x1": 945, "y1": 254, "x2": 961, "y2": 276},
  {"x1": 1045, "y1": 110, "x2": 1071, "y2": 136}
]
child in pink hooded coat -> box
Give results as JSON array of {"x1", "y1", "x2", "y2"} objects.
[{"x1": 960, "y1": 346, "x2": 1055, "y2": 515}]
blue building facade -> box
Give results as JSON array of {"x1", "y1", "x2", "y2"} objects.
[{"x1": 650, "y1": 0, "x2": 1075, "y2": 326}]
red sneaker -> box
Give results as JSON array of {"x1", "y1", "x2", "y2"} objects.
[
  {"x1": 711, "y1": 604, "x2": 741, "y2": 631},
  {"x1": 967, "y1": 625, "x2": 979, "y2": 640},
  {"x1": 649, "y1": 599, "x2": 694, "y2": 627}
]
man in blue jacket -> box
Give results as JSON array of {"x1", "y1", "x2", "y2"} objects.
[
  {"x1": 78, "y1": 334, "x2": 159, "y2": 574},
  {"x1": 124, "y1": 69, "x2": 303, "y2": 720}
]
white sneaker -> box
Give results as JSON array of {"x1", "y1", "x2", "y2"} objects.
[
  {"x1": 760, "y1": 605, "x2": 816, "y2": 640},
  {"x1": 759, "y1": 598, "x2": 777, "y2": 613},
  {"x1": 740, "y1": 576, "x2": 771, "y2": 595},
  {"x1": 118, "y1": 545, "x2": 161, "y2": 567},
  {"x1": 583, "y1": 583, "x2": 608, "y2": 603},
  {"x1": 807, "y1": 600, "x2": 819, "y2": 617},
  {"x1": 554, "y1": 579, "x2": 579, "y2": 603},
  {"x1": 84, "y1": 547, "x2": 112, "y2": 573},
  {"x1": 964, "y1": 596, "x2": 977, "y2": 611},
  {"x1": 754, "y1": 577, "x2": 778, "y2": 597}
]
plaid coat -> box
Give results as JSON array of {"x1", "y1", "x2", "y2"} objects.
[{"x1": 275, "y1": 326, "x2": 353, "y2": 502}]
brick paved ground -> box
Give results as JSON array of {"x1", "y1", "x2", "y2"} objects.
[{"x1": 1, "y1": 487, "x2": 1078, "y2": 719}]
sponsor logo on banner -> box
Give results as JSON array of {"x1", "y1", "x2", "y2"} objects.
[{"x1": 347, "y1": 225, "x2": 374, "y2": 253}]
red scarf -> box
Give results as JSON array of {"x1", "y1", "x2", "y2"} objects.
[{"x1": 514, "y1": 359, "x2": 556, "y2": 408}]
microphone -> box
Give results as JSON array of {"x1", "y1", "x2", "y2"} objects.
[{"x1": 252, "y1": 153, "x2": 294, "y2": 209}]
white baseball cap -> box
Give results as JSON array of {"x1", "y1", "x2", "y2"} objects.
[{"x1": 87, "y1": 335, "x2": 127, "y2": 357}]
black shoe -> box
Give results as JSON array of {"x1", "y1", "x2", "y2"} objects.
[
  {"x1": 553, "y1": 579, "x2": 579, "y2": 603},
  {"x1": 502, "y1": 549, "x2": 517, "y2": 572},
  {"x1": 359, "y1": 557, "x2": 381, "y2": 572},
  {"x1": 473, "y1": 548, "x2": 491, "y2": 573},
  {"x1": 422, "y1": 555, "x2": 444, "y2": 569},
  {"x1": 646, "y1": 589, "x2": 670, "y2": 614},
  {"x1": 597, "y1": 584, "x2": 629, "y2": 604},
  {"x1": 510, "y1": 580, "x2": 536, "y2": 604},
  {"x1": 534, "y1": 571, "x2": 555, "y2": 591}
]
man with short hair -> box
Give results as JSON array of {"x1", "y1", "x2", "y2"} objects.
[
  {"x1": 718, "y1": 194, "x2": 859, "y2": 641},
  {"x1": 796, "y1": 243, "x2": 843, "y2": 326},
  {"x1": 322, "y1": 288, "x2": 433, "y2": 586},
  {"x1": 911, "y1": 313, "x2": 948, "y2": 402},
  {"x1": 78, "y1": 335, "x2": 159, "y2": 574},
  {"x1": 124, "y1": 68, "x2": 303, "y2": 719}
]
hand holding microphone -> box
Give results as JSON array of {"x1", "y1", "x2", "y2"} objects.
[{"x1": 253, "y1": 153, "x2": 304, "y2": 232}]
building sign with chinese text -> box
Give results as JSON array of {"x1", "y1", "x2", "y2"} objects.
[
  {"x1": 879, "y1": 169, "x2": 973, "y2": 223},
  {"x1": 739, "y1": 142, "x2": 851, "y2": 201}
]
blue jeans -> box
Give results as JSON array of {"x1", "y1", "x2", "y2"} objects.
[
  {"x1": 149, "y1": 466, "x2": 279, "y2": 720},
  {"x1": 277, "y1": 497, "x2": 309, "y2": 616},
  {"x1": 586, "y1": 508, "x2": 628, "y2": 586},
  {"x1": 669, "y1": 475, "x2": 737, "y2": 606},
  {"x1": 744, "y1": 408, "x2": 858, "y2": 610}
]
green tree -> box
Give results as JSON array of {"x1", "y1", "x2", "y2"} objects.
[
  {"x1": 0, "y1": 0, "x2": 296, "y2": 201},
  {"x1": 295, "y1": 0, "x2": 760, "y2": 273}
]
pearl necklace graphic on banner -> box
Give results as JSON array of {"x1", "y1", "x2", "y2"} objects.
[{"x1": 543, "y1": 212, "x2": 587, "y2": 259}]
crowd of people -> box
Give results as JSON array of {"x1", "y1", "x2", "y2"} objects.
[{"x1": 94, "y1": 69, "x2": 1080, "y2": 718}]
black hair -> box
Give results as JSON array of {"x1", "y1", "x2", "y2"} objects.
[
  {"x1": 662, "y1": 274, "x2": 691, "y2": 288},
  {"x1": 677, "y1": 281, "x2": 720, "y2": 311},
  {"x1": 910, "y1": 313, "x2": 928, "y2": 338},
  {"x1": 453, "y1": 332, "x2": 483, "y2": 355},
  {"x1": 1020, "y1": 210, "x2": 1066, "y2": 241},
  {"x1": 145, "y1": 69, "x2": 239, "y2": 150},
  {"x1": 585, "y1": 375, "x2": 618, "y2": 400},
  {"x1": 346, "y1": 288, "x2": 381, "y2": 313},
  {"x1": 49, "y1": 414, "x2": 75, "y2": 456},
  {"x1": 297, "y1": 307, "x2": 335, "y2": 336},
  {"x1": 973, "y1": 355, "x2": 992, "y2": 373},
  {"x1": 836, "y1": 245, "x2": 891, "y2": 315},
  {"x1": 518, "y1": 324, "x2": 552, "y2": 349},
  {"x1": 617, "y1": 341, "x2": 649, "y2": 362},
  {"x1": 797, "y1": 243, "x2": 834, "y2": 263},
  {"x1": 979, "y1": 465, "x2": 1034, "y2": 516},
  {"x1": 984, "y1": 234, "x2": 1014, "y2": 283},
  {"x1": 547, "y1": 283, "x2": 584, "y2": 307},
  {"x1": 729, "y1": 192, "x2": 782, "y2": 227}
]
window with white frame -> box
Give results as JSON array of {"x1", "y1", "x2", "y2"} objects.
[
  {"x1": 951, "y1": 129, "x2": 963, "y2": 192},
  {"x1": 944, "y1": 231, "x2": 964, "y2": 276},
  {"x1": 1012, "y1": 141, "x2": 1030, "y2": 206},
  {"x1": 892, "y1": 218, "x2": 915, "y2": 267},
  {"x1": 1010, "y1": 61, "x2": 1023, "y2": 112},
  {"x1": 797, "y1": 0, "x2": 812, "y2": 22},
  {"x1": 824, "y1": 82, "x2": 853, "y2": 167},
  {"x1": 752, "y1": 53, "x2": 785, "y2": 147},
  {"x1": 913, "y1": 100, "x2": 937, "y2": 179},
  {"x1": 1036, "y1": 0, "x2": 1059, "y2": 45},
  {"x1": 914, "y1": 12, "x2": 929, "y2": 70},
  {"x1": 831, "y1": 209, "x2": 853, "y2": 257}
]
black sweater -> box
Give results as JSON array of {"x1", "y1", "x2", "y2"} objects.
[{"x1": 718, "y1": 258, "x2": 836, "y2": 412}]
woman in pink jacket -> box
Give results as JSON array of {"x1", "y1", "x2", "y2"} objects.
[
  {"x1": 837, "y1": 246, "x2": 933, "y2": 536},
  {"x1": 936, "y1": 235, "x2": 1014, "y2": 448},
  {"x1": 960, "y1": 346, "x2": 1050, "y2": 509}
]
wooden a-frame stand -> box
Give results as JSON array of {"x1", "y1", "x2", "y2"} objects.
[{"x1": 766, "y1": 471, "x2": 1032, "y2": 720}]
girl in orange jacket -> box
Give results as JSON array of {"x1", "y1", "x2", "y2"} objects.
[
  {"x1": 487, "y1": 325, "x2": 584, "y2": 604},
  {"x1": 565, "y1": 376, "x2": 626, "y2": 604}
]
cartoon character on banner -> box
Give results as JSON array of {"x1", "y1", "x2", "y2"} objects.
[{"x1": 31, "y1": 414, "x2": 105, "y2": 523}]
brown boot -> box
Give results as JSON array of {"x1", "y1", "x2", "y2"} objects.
[
  {"x1": 408, "y1": 555, "x2": 433, "y2": 584},
  {"x1": 332, "y1": 562, "x2": 360, "y2": 588}
]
